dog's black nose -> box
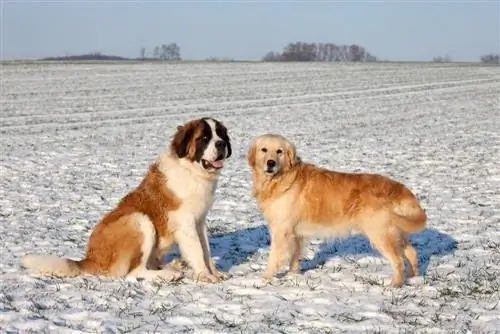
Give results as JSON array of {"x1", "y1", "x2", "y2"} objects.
[
  {"x1": 215, "y1": 140, "x2": 226, "y2": 150},
  {"x1": 266, "y1": 160, "x2": 276, "y2": 168}
]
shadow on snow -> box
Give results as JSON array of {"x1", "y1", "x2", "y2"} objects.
[{"x1": 178, "y1": 225, "x2": 458, "y2": 277}]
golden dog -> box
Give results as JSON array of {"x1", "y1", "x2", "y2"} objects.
[{"x1": 248, "y1": 134, "x2": 427, "y2": 287}]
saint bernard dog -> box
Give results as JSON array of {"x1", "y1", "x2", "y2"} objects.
[
  {"x1": 21, "y1": 117, "x2": 232, "y2": 283},
  {"x1": 248, "y1": 134, "x2": 427, "y2": 287}
]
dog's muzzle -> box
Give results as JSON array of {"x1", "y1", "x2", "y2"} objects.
[
  {"x1": 265, "y1": 159, "x2": 277, "y2": 173},
  {"x1": 215, "y1": 140, "x2": 227, "y2": 158}
]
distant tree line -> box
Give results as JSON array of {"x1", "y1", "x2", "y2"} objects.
[
  {"x1": 480, "y1": 53, "x2": 499, "y2": 64},
  {"x1": 39, "y1": 42, "x2": 497, "y2": 65},
  {"x1": 40, "y1": 42, "x2": 183, "y2": 62},
  {"x1": 42, "y1": 52, "x2": 129, "y2": 61},
  {"x1": 432, "y1": 54, "x2": 452, "y2": 63},
  {"x1": 432, "y1": 53, "x2": 499, "y2": 64},
  {"x1": 140, "y1": 43, "x2": 182, "y2": 61},
  {"x1": 262, "y1": 42, "x2": 377, "y2": 62}
]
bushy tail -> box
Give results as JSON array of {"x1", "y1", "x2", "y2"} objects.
[
  {"x1": 392, "y1": 196, "x2": 427, "y2": 233},
  {"x1": 20, "y1": 254, "x2": 83, "y2": 277}
]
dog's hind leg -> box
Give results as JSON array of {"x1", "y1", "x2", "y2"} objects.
[
  {"x1": 127, "y1": 214, "x2": 183, "y2": 282},
  {"x1": 365, "y1": 223, "x2": 405, "y2": 287},
  {"x1": 401, "y1": 233, "x2": 419, "y2": 277}
]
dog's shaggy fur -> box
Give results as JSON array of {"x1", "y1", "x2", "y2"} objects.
[
  {"x1": 248, "y1": 134, "x2": 427, "y2": 287},
  {"x1": 21, "y1": 117, "x2": 232, "y2": 283}
]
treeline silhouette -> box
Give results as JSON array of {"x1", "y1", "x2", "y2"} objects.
[
  {"x1": 42, "y1": 42, "x2": 182, "y2": 62},
  {"x1": 42, "y1": 53, "x2": 131, "y2": 61},
  {"x1": 480, "y1": 53, "x2": 499, "y2": 64},
  {"x1": 38, "y1": 42, "x2": 499, "y2": 64},
  {"x1": 262, "y1": 42, "x2": 377, "y2": 62}
]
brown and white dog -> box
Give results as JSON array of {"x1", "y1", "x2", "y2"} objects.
[
  {"x1": 21, "y1": 117, "x2": 232, "y2": 283},
  {"x1": 248, "y1": 134, "x2": 427, "y2": 287}
]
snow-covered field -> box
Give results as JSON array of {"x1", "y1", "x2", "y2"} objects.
[{"x1": 1, "y1": 62, "x2": 499, "y2": 333}]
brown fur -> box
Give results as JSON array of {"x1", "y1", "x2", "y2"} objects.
[
  {"x1": 21, "y1": 118, "x2": 230, "y2": 283},
  {"x1": 248, "y1": 134, "x2": 427, "y2": 287},
  {"x1": 171, "y1": 121, "x2": 204, "y2": 161},
  {"x1": 77, "y1": 163, "x2": 179, "y2": 276}
]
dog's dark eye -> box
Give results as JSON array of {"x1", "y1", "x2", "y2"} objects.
[
  {"x1": 202, "y1": 136, "x2": 209, "y2": 143},
  {"x1": 261, "y1": 148, "x2": 268, "y2": 153},
  {"x1": 276, "y1": 149, "x2": 283, "y2": 154}
]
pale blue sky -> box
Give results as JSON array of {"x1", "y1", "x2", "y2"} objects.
[{"x1": 2, "y1": 1, "x2": 499, "y2": 61}]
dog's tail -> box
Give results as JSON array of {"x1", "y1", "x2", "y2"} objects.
[
  {"x1": 391, "y1": 191, "x2": 427, "y2": 233},
  {"x1": 20, "y1": 254, "x2": 84, "y2": 277}
]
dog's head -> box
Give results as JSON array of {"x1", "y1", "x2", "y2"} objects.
[
  {"x1": 247, "y1": 134, "x2": 299, "y2": 177},
  {"x1": 171, "y1": 117, "x2": 232, "y2": 174}
]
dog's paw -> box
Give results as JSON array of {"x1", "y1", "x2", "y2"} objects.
[
  {"x1": 284, "y1": 271, "x2": 302, "y2": 279},
  {"x1": 286, "y1": 267, "x2": 302, "y2": 276},
  {"x1": 195, "y1": 272, "x2": 221, "y2": 283},
  {"x1": 406, "y1": 275, "x2": 424, "y2": 286},
  {"x1": 261, "y1": 271, "x2": 276, "y2": 281},
  {"x1": 212, "y1": 269, "x2": 232, "y2": 281},
  {"x1": 389, "y1": 278, "x2": 404, "y2": 288},
  {"x1": 158, "y1": 268, "x2": 184, "y2": 282},
  {"x1": 168, "y1": 258, "x2": 188, "y2": 271}
]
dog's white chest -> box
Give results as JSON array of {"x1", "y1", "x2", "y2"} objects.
[{"x1": 167, "y1": 168, "x2": 216, "y2": 220}]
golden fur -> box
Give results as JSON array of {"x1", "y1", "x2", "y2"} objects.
[
  {"x1": 21, "y1": 118, "x2": 232, "y2": 283},
  {"x1": 248, "y1": 134, "x2": 427, "y2": 287}
]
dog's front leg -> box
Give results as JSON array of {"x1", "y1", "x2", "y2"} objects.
[
  {"x1": 288, "y1": 235, "x2": 304, "y2": 274},
  {"x1": 196, "y1": 217, "x2": 231, "y2": 281},
  {"x1": 262, "y1": 226, "x2": 294, "y2": 280},
  {"x1": 174, "y1": 214, "x2": 220, "y2": 283}
]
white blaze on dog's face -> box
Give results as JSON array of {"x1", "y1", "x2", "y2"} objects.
[
  {"x1": 171, "y1": 117, "x2": 232, "y2": 173},
  {"x1": 248, "y1": 134, "x2": 297, "y2": 176}
]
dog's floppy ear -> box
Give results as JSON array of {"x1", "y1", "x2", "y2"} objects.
[
  {"x1": 226, "y1": 139, "x2": 232, "y2": 158},
  {"x1": 171, "y1": 124, "x2": 194, "y2": 158},
  {"x1": 217, "y1": 121, "x2": 232, "y2": 158},
  {"x1": 285, "y1": 141, "x2": 299, "y2": 169},
  {"x1": 247, "y1": 141, "x2": 257, "y2": 168}
]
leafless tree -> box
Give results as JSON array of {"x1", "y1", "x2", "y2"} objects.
[
  {"x1": 165, "y1": 43, "x2": 182, "y2": 60},
  {"x1": 150, "y1": 43, "x2": 182, "y2": 60},
  {"x1": 153, "y1": 46, "x2": 161, "y2": 59},
  {"x1": 433, "y1": 54, "x2": 452, "y2": 63},
  {"x1": 480, "y1": 53, "x2": 499, "y2": 64},
  {"x1": 265, "y1": 41, "x2": 375, "y2": 62},
  {"x1": 262, "y1": 51, "x2": 282, "y2": 61}
]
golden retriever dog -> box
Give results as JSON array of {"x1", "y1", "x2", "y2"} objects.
[
  {"x1": 21, "y1": 117, "x2": 232, "y2": 283},
  {"x1": 248, "y1": 134, "x2": 427, "y2": 287}
]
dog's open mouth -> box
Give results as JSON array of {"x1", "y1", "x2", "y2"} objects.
[{"x1": 201, "y1": 154, "x2": 224, "y2": 170}]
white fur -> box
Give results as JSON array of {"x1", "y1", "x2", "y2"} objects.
[
  {"x1": 157, "y1": 150, "x2": 220, "y2": 280},
  {"x1": 21, "y1": 254, "x2": 80, "y2": 277},
  {"x1": 203, "y1": 118, "x2": 225, "y2": 162},
  {"x1": 129, "y1": 213, "x2": 156, "y2": 272},
  {"x1": 127, "y1": 213, "x2": 181, "y2": 281},
  {"x1": 172, "y1": 212, "x2": 210, "y2": 275}
]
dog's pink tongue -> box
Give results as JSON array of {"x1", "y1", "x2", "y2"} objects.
[{"x1": 211, "y1": 160, "x2": 224, "y2": 168}]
